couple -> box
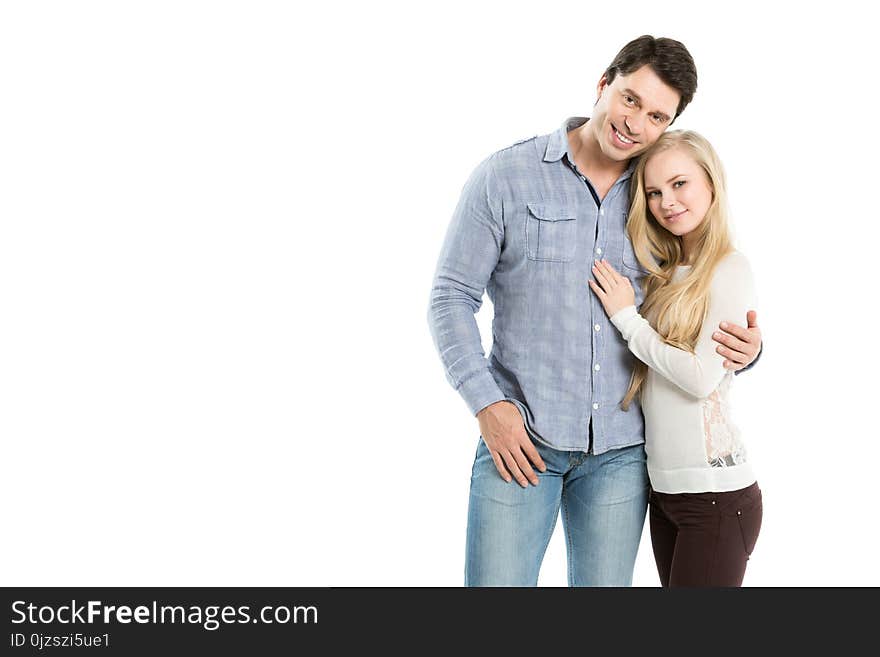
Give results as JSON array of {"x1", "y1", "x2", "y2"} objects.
[{"x1": 427, "y1": 35, "x2": 764, "y2": 587}]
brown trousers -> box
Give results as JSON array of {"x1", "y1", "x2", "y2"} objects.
[{"x1": 649, "y1": 482, "x2": 762, "y2": 587}]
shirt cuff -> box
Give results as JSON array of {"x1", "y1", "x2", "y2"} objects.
[
  {"x1": 458, "y1": 369, "x2": 506, "y2": 417},
  {"x1": 734, "y1": 341, "x2": 763, "y2": 376}
]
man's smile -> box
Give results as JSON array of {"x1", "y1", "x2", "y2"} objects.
[{"x1": 611, "y1": 123, "x2": 638, "y2": 146}]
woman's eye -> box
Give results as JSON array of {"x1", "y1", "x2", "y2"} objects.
[
  {"x1": 673, "y1": 180, "x2": 686, "y2": 188},
  {"x1": 624, "y1": 95, "x2": 635, "y2": 105},
  {"x1": 646, "y1": 190, "x2": 659, "y2": 198}
]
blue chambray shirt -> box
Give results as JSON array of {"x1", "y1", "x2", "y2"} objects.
[{"x1": 428, "y1": 117, "x2": 648, "y2": 454}]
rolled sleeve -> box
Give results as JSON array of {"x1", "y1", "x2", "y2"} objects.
[{"x1": 427, "y1": 155, "x2": 506, "y2": 416}]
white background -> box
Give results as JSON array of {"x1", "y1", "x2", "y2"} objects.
[{"x1": 2, "y1": 1, "x2": 878, "y2": 586}]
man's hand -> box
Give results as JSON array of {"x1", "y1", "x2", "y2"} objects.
[
  {"x1": 712, "y1": 309, "x2": 762, "y2": 371},
  {"x1": 588, "y1": 259, "x2": 636, "y2": 317},
  {"x1": 477, "y1": 401, "x2": 546, "y2": 487}
]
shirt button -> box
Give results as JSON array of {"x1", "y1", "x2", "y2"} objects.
[
  {"x1": 594, "y1": 364, "x2": 601, "y2": 371},
  {"x1": 592, "y1": 402, "x2": 600, "y2": 410},
  {"x1": 600, "y1": 209, "x2": 605, "y2": 215},
  {"x1": 594, "y1": 324, "x2": 600, "y2": 331},
  {"x1": 595, "y1": 247, "x2": 602, "y2": 255}
]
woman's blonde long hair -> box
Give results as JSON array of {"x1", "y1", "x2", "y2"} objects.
[{"x1": 621, "y1": 130, "x2": 734, "y2": 410}]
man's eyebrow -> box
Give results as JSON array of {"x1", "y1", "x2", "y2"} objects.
[{"x1": 623, "y1": 88, "x2": 672, "y2": 120}]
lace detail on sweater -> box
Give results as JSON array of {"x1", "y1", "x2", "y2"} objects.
[{"x1": 702, "y1": 389, "x2": 747, "y2": 468}]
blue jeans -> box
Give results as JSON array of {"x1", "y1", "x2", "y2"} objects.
[{"x1": 465, "y1": 437, "x2": 649, "y2": 586}]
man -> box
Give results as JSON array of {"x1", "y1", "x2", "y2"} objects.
[{"x1": 427, "y1": 35, "x2": 762, "y2": 586}]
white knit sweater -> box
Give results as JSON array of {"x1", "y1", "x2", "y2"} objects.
[{"x1": 610, "y1": 251, "x2": 758, "y2": 494}]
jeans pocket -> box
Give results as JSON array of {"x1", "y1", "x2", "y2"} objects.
[{"x1": 733, "y1": 488, "x2": 763, "y2": 558}]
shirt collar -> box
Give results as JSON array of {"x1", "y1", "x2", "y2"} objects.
[
  {"x1": 544, "y1": 116, "x2": 638, "y2": 183},
  {"x1": 543, "y1": 117, "x2": 587, "y2": 163}
]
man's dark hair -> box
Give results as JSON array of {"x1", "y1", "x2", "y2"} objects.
[{"x1": 604, "y1": 35, "x2": 697, "y2": 121}]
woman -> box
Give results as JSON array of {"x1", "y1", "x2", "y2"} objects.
[{"x1": 588, "y1": 130, "x2": 762, "y2": 587}]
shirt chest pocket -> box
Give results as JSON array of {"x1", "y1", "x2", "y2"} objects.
[
  {"x1": 525, "y1": 203, "x2": 577, "y2": 263},
  {"x1": 619, "y1": 212, "x2": 649, "y2": 307}
]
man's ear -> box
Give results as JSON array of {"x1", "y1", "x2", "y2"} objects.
[{"x1": 595, "y1": 75, "x2": 609, "y2": 104}]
